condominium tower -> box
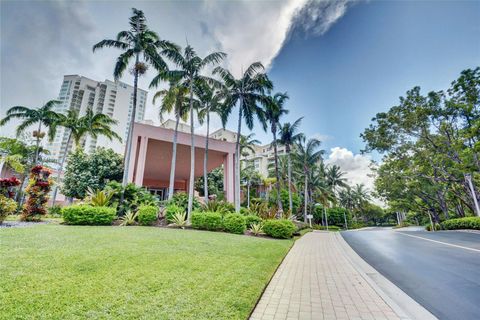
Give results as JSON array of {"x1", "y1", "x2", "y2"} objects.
[{"x1": 46, "y1": 75, "x2": 148, "y2": 167}]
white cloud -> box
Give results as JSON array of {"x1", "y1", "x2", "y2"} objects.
[
  {"x1": 325, "y1": 147, "x2": 375, "y2": 190},
  {"x1": 310, "y1": 132, "x2": 332, "y2": 142}
]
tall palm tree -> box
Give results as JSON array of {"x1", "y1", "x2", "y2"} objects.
[
  {"x1": 50, "y1": 108, "x2": 121, "y2": 204},
  {"x1": 93, "y1": 8, "x2": 176, "y2": 187},
  {"x1": 293, "y1": 137, "x2": 325, "y2": 222},
  {"x1": 264, "y1": 92, "x2": 289, "y2": 216},
  {"x1": 152, "y1": 81, "x2": 190, "y2": 201},
  {"x1": 214, "y1": 62, "x2": 272, "y2": 211},
  {"x1": 325, "y1": 164, "x2": 348, "y2": 195},
  {"x1": 196, "y1": 83, "x2": 227, "y2": 203},
  {"x1": 279, "y1": 117, "x2": 304, "y2": 213},
  {"x1": 151, "y1": 45, "x2": 226, "y2": 219},
  {"x1": 0, "y1": 100, "x2": 61, "y2": 164},
  {"x1": 239, "y1": 133, "x2": 261, "y2": 158}
]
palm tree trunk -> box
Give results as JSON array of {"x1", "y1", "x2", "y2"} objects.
[
  {"x1": 287, "y1": 147, "x2": 293, "y2": 213},
  {"x1": 304, "y1": 172, "x2": 308, "y2": 223},
  {"x1": 168, "y1": 113, "x2": 180, "y2": 201},
  {"x1": 203, "y1": 111, "x2": 210, "y2": 204},
  {"x1": 121, "y1": 53, "x2": 140, "y2": 187},
  {"x1": 34, "y1": 122, "x2": 42, "y2": 164},
  {"x1": 187, "y1": 82, "x2": 195, "y2": 221},
  {"x1": 272, "y1": 125, "x2": 283, "y2": 217},
  {"x1": 51, "y1": 130, "x2": 72, "y2": 205},
  {"x1": 234, "y1": 102, "x2": 243, "y2": 212},
  {"x1": 247, "y1": 181, "x2": 250, "y2": 209}
]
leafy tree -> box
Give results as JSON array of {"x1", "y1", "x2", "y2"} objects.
[
  {"x1": 62, "y1": 148, "x2": 123, "y2": 199},
  {"x1": 0, "y1": 100, "x2": 61, "y2": 164},
  {"x1": 214, "y1": 62, "x2": 272, "y2": 212},
  {"x1": 93, "y1": 8, "x2": 176, "y2": 187},
  {"x1": 194, "y1": 167, "x2": 224, "y2": 200}
]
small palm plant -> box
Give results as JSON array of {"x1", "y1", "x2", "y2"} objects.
[
  {"x1": 250, "y1": 222, "x2": 264, "y2": 236},
  {"x1": 120, "y1": 210, "x2": 138, "y2": 226},
  {"x1": 169, "y1": 211, "x2": 188, "y2": 229}
]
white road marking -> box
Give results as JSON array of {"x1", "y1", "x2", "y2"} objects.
[{"x1": 397, "y1": 232, "x2": 480, "y2": 253}]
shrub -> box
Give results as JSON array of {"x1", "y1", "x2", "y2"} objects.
[
  {"x1": 137, "y1": 205, "x2": 158, "y2": 226},
  {"x1": 441, "y1": 217, "x2": 480, "y2": 230},
  {"x1": 201, "y1": 200, "x2": 235, "y2": 215},
  {"x1": 268, "y1": 189, "x2": 301, "y2": 215},
  {"x1": 86, "y1": 188, "x2": 113, "y2": 207},
  {"x1": 263, "y1": 219, "x2": 296, "y2": 239},
  {"x1": 293, "y1": 220, "x2": 309, "y2": 231},
  {"x1": 120, "y1": 210, "x2": 138, "y2": 226},
  {"x1": 62, "y1": 205, "x2": 116, "y2": 225},
  {"x1": 48, "y1": 204, "x2": 63, "y2": 218},
  {"x1": 22, "y1": 165, "x2": 52, "y2": 221},
  {"x1": 240, "y1": 207, "x2": 252, "y2": 216},
  {"x1": 170, "y1": 192, "x2": 200, "y2": 212},
  {"x1": 425, "y1": 223, "x2": 442, "y2": 231},
  {"x1": 245, "y1": 215, "x2": 263, "y2": 228},
  {"x1": 105, "y1": 181, "x2": 158, "y2": 214},
  {"x1": 191, "y1": 211, "x2": 223, "y2": 231},
  {"x1": 164, "y1": 204, "x2": 183, "y2": 223},
  {"x1": 223, "y1": 213, "x2": 246, "y2": 234},
  {"x1": 0, "y1": 195, "x2": 17, "y2": 224}
]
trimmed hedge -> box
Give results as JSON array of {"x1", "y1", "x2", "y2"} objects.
[
  {"x1": 245, "y1": 215, "x2": 263, "y2": 229},
  {"x1": 191, "y1": 211, "x2": 223, "y2": 231},
  {"x1": 62, "y1": 205, "x2": 116, "y2": 225},
  {"x1": 263, "y1": 219, "x2": 296, "y2": 239},
  {"x1": 164, "y1": 204, "x2": 183, "y2": 223},
  {"x1": 441, "y1": 217, "x2": 480, "y2": 230},
  {"x1": 223, "y1": 213, "x2": 246, "y2": 234},
  {"x1": 137, "y1": 205, "x2": 158, "y2": 226}
]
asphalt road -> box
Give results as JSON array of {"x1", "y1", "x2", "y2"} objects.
[{"x1": 341, "y1": 228, "x2": 480, "y2": 320}]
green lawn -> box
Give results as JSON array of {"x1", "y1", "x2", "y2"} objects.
[{"x1": 0, "y1": 225, "x2": 292, "y2": 319}]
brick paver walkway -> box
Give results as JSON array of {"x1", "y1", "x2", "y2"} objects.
[{"x1": 250, "y1": 231, "x2": 403, "y2": 320}]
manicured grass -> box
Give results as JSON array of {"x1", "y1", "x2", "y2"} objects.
[{"x1": 0, "y1": 225, "x2": 292, "y2": 319}]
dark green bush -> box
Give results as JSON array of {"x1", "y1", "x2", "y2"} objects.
[
  {"x1": 245, "y1": 215, "x2": 263, "y2": 228},
  {"x1": 170, "y1": 192, "x2": 200, "y2": 212},
  {"x1": 164, "y1": 204, "x2": 183, "y2": 223},
  {"x1": 240, "y1": 207, "x2": 252, "y2": 216},
  {"x1": 62, "y1": 205, "x2": 116, "y2": 225},
  {"x1": 263, "y1": 219, "x2": 296, "y2": 239},
  {"x1": 191, "y1": 211, "x2": 223, "y2": 231},
  {"x1": 223, "y1": 213, "x2": 246, "y2": 234},
  {"x1": 441, "y1": 217, "x2": 480, "y2": 230},
  {"x1": 137, "y1": 205, "x2": 158, "y2": 226},
  {"x1": 48, "y1": 204, "x2": 62, "y2": 217}
]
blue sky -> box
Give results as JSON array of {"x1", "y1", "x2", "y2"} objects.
[
  {"x1": 1, "y1": 0, "x2": 479, "y2": 190},
  {"x1": 268, "y1": 0, "x2": 480, "y2": 154}
]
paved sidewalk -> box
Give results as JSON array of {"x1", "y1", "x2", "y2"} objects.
[{"x1": 250, "y1": 231, "x2": 403, "y2": 320}]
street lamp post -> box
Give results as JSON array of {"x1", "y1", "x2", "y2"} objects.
[{"x1": 465, "y1": 173, "x2": 480, "y2": 217}]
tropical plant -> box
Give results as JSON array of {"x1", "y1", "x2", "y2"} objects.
[
  {"x1": 150, "y1": 45, "x2": 226, "y2": 220},
  {"x1": 223, "y1": 213, "x2": 246, "y2": 234},
  {"x1": 292, "y1": 137, "x2": 324, "y2": 222},
  {"x1": 214, "y1": 62, "x2": 273, "y2": 212},
  {"x1": 51, "y1": 108, "x2": 121, "y2": 204},
  {"x1": 249, "y1": 222, "x2": 264, "y2": 236},
  {"x1": 85, "y1": 188, "x2": 113, "y2": 207},
  {"x1": 262, "y1": 219, "x2": 296, "y2": 239},
  {"x1": 239, "y1": 133, "x2": 261, "y2": 157},
  {"x1": 200, "y1": 200, "x2": 234, "y2": 215},
  {"x1": 120, "y1": 210, "x2": 138, "y2": 226},
  {"x1": 62, "y1": 205, "x2": 116, "y2": 225},
  {"x1": 245, "y1": 215, "x2": 263, "y2": 228},
  {"x1": 264, "y1": 92, "x2": 289, "y2": 215},
  {"x1": 164, "y1": 204, "x2": 183, "y2": 223},
  {"x1": 93, "y1": 7, "x2": 176, "y2": 187},
  {"x1": 105, "y1": 181, "x2": 158, "y2": 214},
  {"x1": 279, "y1": 117, "x2": 304, "y2": 213},
  {"x1": 21, "y1": 165, "x2": 53, "y2": 221},
  {"x1": 0, "y1": 100, "x2": 61, "y2": 164},
  {"x1": 169, "y1": 211, "x2": 188, "y2": 228},
  {"x1": 191, "y1": 211, "x2": 223, "y2": 230},
  {"x1": 0, "y1": 195, "x2": 17, "y2": 223},
  {"x1": 169, "y1": 191, "x2": 200, "y2": 213},
  {"x1": 241, "y1": 161, "x2": 263, "y2": 209},
  {"x1": 137, "y1": 205, "x2": 158, "y2": 225}
]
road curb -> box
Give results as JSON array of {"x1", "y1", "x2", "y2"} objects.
[{"x1": 336, "y1": 232, "x2": 438, "y2": 320}]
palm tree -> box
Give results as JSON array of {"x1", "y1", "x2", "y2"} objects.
[
  {"x1": 279, "y1": 117, "x2": 304, "y2": 213},
  {"x1": 93, "y1": 8, "x2": 176, "y2": 187},
  {"x1": 152, "y1": 81, "x2": 190, "y2": 201},
  {"x1": 325, "y1": 164, "x2": 348, "y2": 195},
  {"x1": 239, "y1": 133, "x2": 261, "y2": 158},
  {"x1": 0, "y1": 100, "x2": 61, "y2": 164},
  {"x1": 293, "y1": 137, "x2": 325, "y2": 222},
  {"x1": 196, "y1": 83, "x2": 227, "y2": 204},
  {"x1": 214, "y1": 62, "x2": 272, "y2": 211},
  {"x1": 50, "y1": 108, "x2": 121, "y2": 204},
  {"x1": 264, "y1": 92, "x2": 289, "y2": 216},
  {"x1": 151, "y1": 45, "x2": 226, "y2": 220}
]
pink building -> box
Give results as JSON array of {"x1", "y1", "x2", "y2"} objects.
[{"x1": 127, "y1": 122, "x2": 236, "y2": 202}]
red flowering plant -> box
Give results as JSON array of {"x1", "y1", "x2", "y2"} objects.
[
  {"x1": 21, "y1": 166, "x2": 53, "y2": 222},
  {"x1": 0, "y1": 177, "x2": 21, "y2": 199}
]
